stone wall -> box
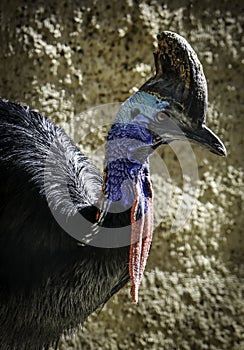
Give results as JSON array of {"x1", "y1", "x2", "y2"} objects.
[{"x1": 0, "y1": 1, "x2": 243, "y2": 349}]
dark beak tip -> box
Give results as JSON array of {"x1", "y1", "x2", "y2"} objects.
[
  {"x1": 213, "y1": 144, "x2": 227, "y2": 157},
  {"x1": 199, "y1": 126, "x2": 227, "y2": 158}
]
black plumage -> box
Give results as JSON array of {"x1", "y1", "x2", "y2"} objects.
[{"x1": 0, "y1": 99, "x2": 130, "y2": 349}]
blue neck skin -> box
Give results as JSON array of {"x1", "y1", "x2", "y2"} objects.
[
  {"x1": 104, "y1": 123, "x2": 152, "y2": 213},
  {"x1": 102, "y1": 91, "x2": 169, "y2": 213}
]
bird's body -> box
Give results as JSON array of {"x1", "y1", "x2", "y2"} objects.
[
  {"x1": 0, "y1": 31, "x2": 226, "y2": 349},
  {"x1": 0, "y1": 99, "x2": 131, "y2": 349}
]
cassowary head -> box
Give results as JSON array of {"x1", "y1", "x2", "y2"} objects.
[{"x1": 95, "y1": 31, "x2": 226, "y2": 303}]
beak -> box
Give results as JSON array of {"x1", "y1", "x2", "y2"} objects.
[{"x1": 185, "y1": 125, "x2": 227, "y2": 156}]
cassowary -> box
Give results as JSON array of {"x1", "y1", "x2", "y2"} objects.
[{"x1": 0, "y1": 31, "x2": 226, "y2": 350}]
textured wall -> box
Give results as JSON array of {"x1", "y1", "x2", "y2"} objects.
[{"x1": 0, "y1": 1, "x2": 243, "y2": 349}]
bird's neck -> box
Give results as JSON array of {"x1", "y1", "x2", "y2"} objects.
[
  {"x1": 96, "y1": 122, "x2": 154, "y2": 303},
  {"x1": 102, "y1": 122, "x2": 152, "y2": 210}
]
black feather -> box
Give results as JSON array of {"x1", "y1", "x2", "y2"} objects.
[{"x1": 0, "y1": 99, "x2": 130, "y2": 349}]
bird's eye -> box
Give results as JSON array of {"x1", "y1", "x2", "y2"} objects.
[{"x1": 156, "y1": 111, "x2": 167, "y2": 121}]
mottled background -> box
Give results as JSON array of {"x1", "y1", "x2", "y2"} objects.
[{"x1": 0, "y1": 0, "x2": 243, "y2": 349}]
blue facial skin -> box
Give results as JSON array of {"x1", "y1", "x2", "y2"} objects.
[
  {"x1": 114, "y1": 91, "x2": 170, "y2": 125},
  {"x1": 104, "y1": 91, "x2": 170, "y2": 213}
]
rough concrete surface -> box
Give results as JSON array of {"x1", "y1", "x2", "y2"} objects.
[{"x1": 0, "y1": 0, "x2": 243, "y2": 349}]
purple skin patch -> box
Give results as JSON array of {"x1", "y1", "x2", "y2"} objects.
[{"x1": 104, "y1": 122, "x2": 153, "y2": 210}]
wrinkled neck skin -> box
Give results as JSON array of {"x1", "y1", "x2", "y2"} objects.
[
  {"x1": 101, "y1": 121, "x2": 154, "y2": 303},
  {"x1": 103, "y1": 122, "x2": 153, "y2": 214}
]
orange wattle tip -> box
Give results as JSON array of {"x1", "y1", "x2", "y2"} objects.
[
  {"x1": 131, "y1": 284, "x2": 139, "y2": 304},
  {"x1": 129, "y1": 178, "x2": 154, "y2": 304}
]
